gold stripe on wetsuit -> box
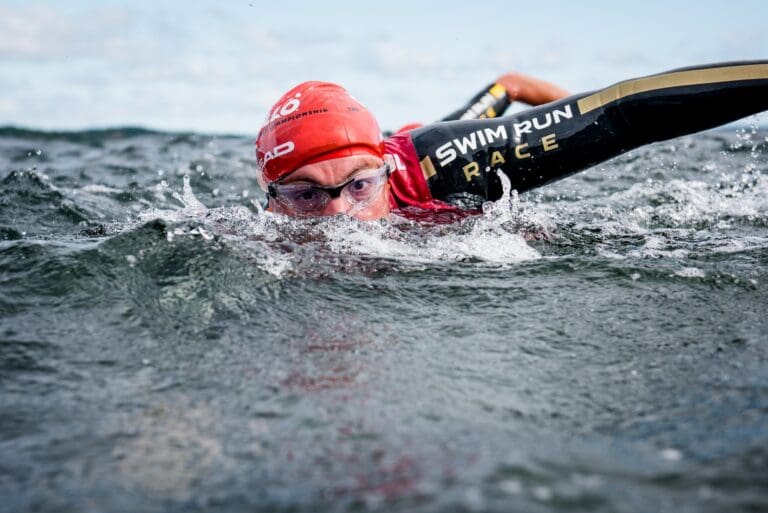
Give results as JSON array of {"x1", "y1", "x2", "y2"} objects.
[{"x1": 578, "y1": 63, "x2": 768, "y2": 114}]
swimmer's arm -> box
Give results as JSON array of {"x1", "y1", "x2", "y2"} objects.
[
  {"x1": 413, "y1": 60, "x2": 768, "y2": 203},
  {"x1": 441, "y1": 73, "x2": 569, "y2": 121},
  {"x1": 494, "y1": 72, "x2": 570, "y2": 106}
]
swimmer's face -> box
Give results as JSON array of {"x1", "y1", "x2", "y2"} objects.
[{"x1": 267, "y1": 155, "x2": 391, "y2": 221}]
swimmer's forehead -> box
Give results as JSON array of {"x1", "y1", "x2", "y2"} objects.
[{"x1": 281, "y1": 155, "x2": 384, "y2": 185}]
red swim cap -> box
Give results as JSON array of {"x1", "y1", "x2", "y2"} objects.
[{"x1": 255, "y1": 81, "x2": 384, "y2": 185}]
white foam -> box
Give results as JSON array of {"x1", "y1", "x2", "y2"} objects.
[
  {"x1": 622, "y1": 174, "x2": 768, "y2": 229},
  {"x1": 130, "y1": 171, "x2": 544, "y2": 276},
  {"x1": 323, "y1": 216, "x2": 540, "y2": 265},
  {"x1": 707, "y1": 237, "x2": 768, "y2": 254},
  {"x1": 675, "y1": 267, "x2": 706, "y2": 278},
  {"x1": 82, "y1": 184, "x2": 123, "y2": 194},
  {"x1": 323, "y1": 171, "x2": 542, "y2": 265}
]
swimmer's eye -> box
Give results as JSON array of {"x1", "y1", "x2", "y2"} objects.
[
  {"x1": 282, "y1": 186, "x2": 325, "y2": 210},
  {"x1": 346, "y1": 177, "x2": 376, "y2": 200}
]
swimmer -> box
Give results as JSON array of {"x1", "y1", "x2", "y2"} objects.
[{"x1": 255, "y1": 60, "x2": 768, "y2": 220}]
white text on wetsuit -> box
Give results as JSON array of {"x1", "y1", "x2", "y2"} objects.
[{"x1": 434, "y1": 104, "x2": 573, "y2": 167}]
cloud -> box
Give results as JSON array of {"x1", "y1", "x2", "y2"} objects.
[
  {"x1": 0, "y1": 5, "x2": 137, "y2": 60},
  {"x1": 716, "y1": 27, "x2": 768, "y2": 58},
  {"x1": 243, "y1": 27, "x2": 282, "y2": 52},
  {"x1": 0, "y1": 5, "x2": 73, "y2": 59},
  {"x1": 596, "y1": 49, "x2": 654, "y2": 68},
  {"x1": 366, "y1": 41, "x2": 444, "y2": 77}
]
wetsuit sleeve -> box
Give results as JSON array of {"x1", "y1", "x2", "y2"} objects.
[
  {"x1": 440, "y1": 83, "x2": 512, "y2": 121},
  {"x1": 412, "y1": 61, "x2": 768, "y2": 205}
]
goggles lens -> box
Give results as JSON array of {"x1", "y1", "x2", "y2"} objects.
[{"x1": 268, "y1": 165, "x2": 390, "y2": 214}]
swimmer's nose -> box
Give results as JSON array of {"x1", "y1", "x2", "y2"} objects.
[{"x1": 320, "y1": 197, "x2": 350, "y2": 216}]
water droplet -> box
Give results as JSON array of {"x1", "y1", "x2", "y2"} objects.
[
  {"x1": 532, "y1": 486, "x2": 553, "y2": 501},
  {"x1": 250, "y1": 199, "x2": 265, "y2": 214},
  {"x1": 461, "y1": 487, "x2": 484, "y2": 510},
  {"x1": 660, "y1": 448, "x2": 682, "y2": 461},
  {"x1": 499, "y1": 479, "x2": 522, "y2": 494}
]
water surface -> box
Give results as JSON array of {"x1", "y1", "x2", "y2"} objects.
[{"x1": 1, "y1": 125, "x2": 768, "y2": 512}]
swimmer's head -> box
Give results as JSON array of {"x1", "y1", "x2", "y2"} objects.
[
  {"x1": 254, "y1": 81, "x2": 390, "y2": 220},
  {"x1": 255, "y1": 81, "x2": 384, "y2": 188}
]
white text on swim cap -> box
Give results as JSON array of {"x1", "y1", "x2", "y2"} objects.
[
  {"x1": 263, "y1": 141, "x2": 295, "y2": 164},
  {"x1": 269, "y1": 94, "x2": 301, "y2": 123}
]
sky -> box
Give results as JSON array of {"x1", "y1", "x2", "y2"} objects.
[{"x1": 1, "y1": 0, "x2": 767, "y2": 135}]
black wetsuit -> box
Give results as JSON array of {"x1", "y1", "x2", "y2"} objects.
[{"x1": 385, "y1": 60, "x2": 768, "y2": 209}]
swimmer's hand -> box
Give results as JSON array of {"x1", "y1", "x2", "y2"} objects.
[{"x1": 495, "y1": 72, "x2": 570, "y2": 106}]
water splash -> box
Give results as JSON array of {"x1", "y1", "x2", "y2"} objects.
[
  {"x1": 127, "y1": 171, "x2": 544, "y2": 276},
  {"x1": 171, "y1": 175, "x2": 208, "y2": 213}
]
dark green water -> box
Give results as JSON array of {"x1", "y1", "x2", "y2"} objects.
[{"x1": 1, "y1": 125, "x2": 768, "y2": 512}]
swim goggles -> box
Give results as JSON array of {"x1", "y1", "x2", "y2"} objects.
[{"x1": 267, "y1": 164, "x2": 390, "y2": 214}]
